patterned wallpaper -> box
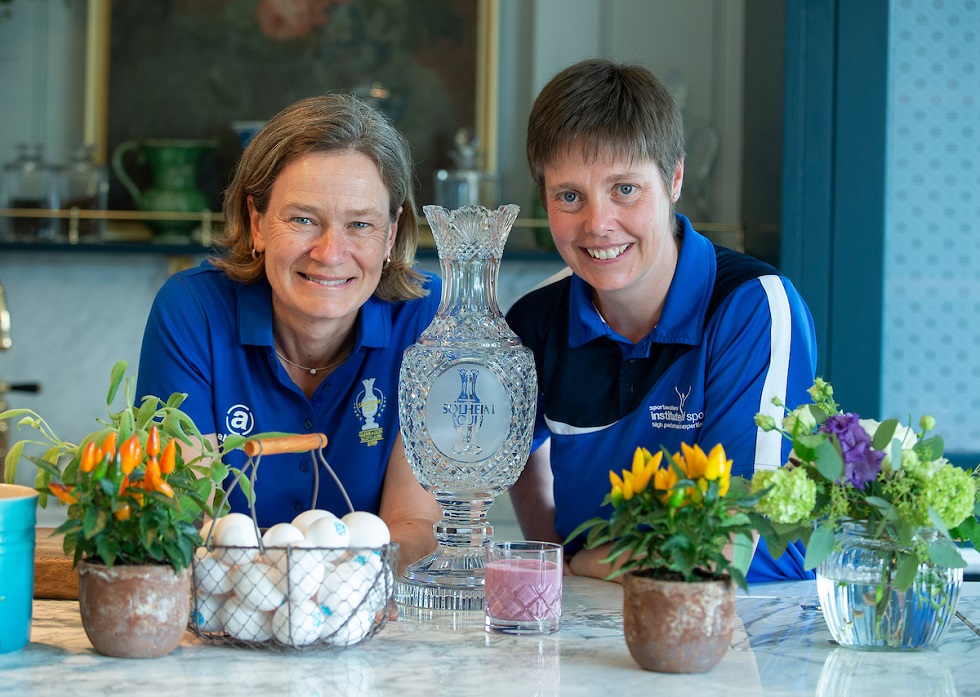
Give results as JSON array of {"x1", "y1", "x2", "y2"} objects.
[{"x1": 882, "y1": 0, "x2": 980, "y2": 452}]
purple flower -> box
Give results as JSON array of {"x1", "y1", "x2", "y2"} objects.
[{"x1": 819, "y1": 413, "x2": 884, "y2": 488}]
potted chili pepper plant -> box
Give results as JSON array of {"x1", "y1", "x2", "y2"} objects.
[
  {"x1": 1, "y1": 360, "x2": 239, "y2": 658},
  {"x1": 569, "y1": 443, "x2": 761, "y2": 673}
]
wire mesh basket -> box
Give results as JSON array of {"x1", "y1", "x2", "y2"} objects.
[{"x1": 188, "y1": 434, "x2": 400, "y2": 651}]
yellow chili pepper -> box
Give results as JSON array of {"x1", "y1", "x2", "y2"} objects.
[
  {"x1": 145, "y1": 425, "x2": 161, "y2": 458},
  {"x1": 160, "y1": 439, "x2": 176, "y2": 475},
  {"x1": 79, "y1": 441, "x2": 98, "y2": 473},
  {"x1": 114, "y1": 503, "x2": 132, "y2": 521}
]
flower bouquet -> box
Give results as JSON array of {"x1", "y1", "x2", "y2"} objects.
[
  {"x1": 750, "y1": 378, "x2": 980, "y2": 649},
  {"x1": 569, "y1": 443, "x2": 761, "y2": 673}
]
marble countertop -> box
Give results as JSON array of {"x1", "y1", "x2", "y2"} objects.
[{"x1": 3, "y1": 578, "x2": 980, "y2": 696}]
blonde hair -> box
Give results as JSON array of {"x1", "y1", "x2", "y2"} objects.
[{"x1": 213, "y1": 93, "x2": 427, "y2": 302}]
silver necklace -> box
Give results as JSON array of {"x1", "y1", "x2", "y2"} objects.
[{"x1": 275, "y1": 345, "x2": 350, "y2": 375}]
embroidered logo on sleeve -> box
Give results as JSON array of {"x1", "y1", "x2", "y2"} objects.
[
  {"x1": 648, "y1": 386, "x2": 703, "y2": 431},
  {"x1": 354, "y1": 378, "x2": 386, "y2": 446}
]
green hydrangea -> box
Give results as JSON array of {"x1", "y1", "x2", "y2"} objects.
[
  {"x1": 918, "y1": 463, "x2": 977, "y2": 528},
  {"x1": 752, "y1": 467, "x2": 817, "y2": 524}
]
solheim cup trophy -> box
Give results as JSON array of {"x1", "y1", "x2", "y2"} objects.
[{"x1": 396, "y1": 204, "x2": 537, "y2": 611}]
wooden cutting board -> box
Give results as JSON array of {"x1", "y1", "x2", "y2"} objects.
[{"x1": 34, "y1": 528, "x2": 79, "y2": 600}]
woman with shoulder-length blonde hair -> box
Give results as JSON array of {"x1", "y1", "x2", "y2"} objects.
[{"x1": 137, "y1": 92, "x2": 442, "y2": 573}]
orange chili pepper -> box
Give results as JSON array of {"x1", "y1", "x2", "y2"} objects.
[
  {"x1": 79, "y1": 441, "x2": 98, "y2": 473},
  {"x1": 49, "y1": 482, "x2": 78, "y2": 505},
  {"x1": 114, "y1": 503, "x2": 132, "y2": 521},
  {"x1": 160, "y1": 439, "x2": 176, "y2": 474},
  {"x1": 128, "y1": 478, "x2": 145, "y2": 506},
  {"x1": 146, "y1": 425, "x2": 161, "y2": 458},
  {"x1": 102, "y1": 432, "x2": 117, "y2": 460},
  {"x1": 119, "y1": 434, "x2": 143, "y2": 475},
  {"x1": 145, "y1": 457, "x2": 174, "y2": 498}
]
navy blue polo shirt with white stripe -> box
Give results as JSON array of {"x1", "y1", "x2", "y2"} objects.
[
  {"x1": 506, "y1": 214, "x2": 818, "y2": 582},
  {"x1": 136, "y1": 261, "x2": 441, "y2": 528}
]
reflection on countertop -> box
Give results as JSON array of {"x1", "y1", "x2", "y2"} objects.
[{"x1": 2, "y1": 578, "x2": 980, "y2": 696}]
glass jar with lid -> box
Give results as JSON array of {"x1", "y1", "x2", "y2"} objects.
[
  {"x1": 1, "y1": 143, "x2": 59, "y2": 242},
  {"x1": 60, "y1": 144, "x2": 108, "y2": 243}
]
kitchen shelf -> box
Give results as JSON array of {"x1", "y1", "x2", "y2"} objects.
[{"x1": 0, "y1": 208, "x2": 745, "y2": 258}]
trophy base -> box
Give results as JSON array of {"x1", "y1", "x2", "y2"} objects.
[{"x1": 394, "y1": 547, "x2": 486, "y2": 612}]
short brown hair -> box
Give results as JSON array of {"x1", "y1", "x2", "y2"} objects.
[
  {"x1": 214, "y1": 93, "x2": 427, "y2": 302},
  {"x1": 527, "y1": 59, "x2": 685, "y2": 196}
]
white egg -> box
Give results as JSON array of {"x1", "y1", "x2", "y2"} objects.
[
  {"x1": 291, "y1": 509, "x2": 337, "y2": 536},
  {"x1": 316, "y1": 555, "x2": 376, "y2": 613},
  {"x1": 261, "y1": 523, "x2": 307, "y2": 571},
  {"x1": 262, "y1": 522, "x2": 305, "y2": 548},
  {"x1": 306, "y1": 516, "x2": 351, "y2": 548},
  {"x1": 342, "y1": 511, "x2": 391, "y2": 548},
  {"x1": 354, "y1": 551, "x2": 392, "y2": 612},
  {"x1": 198, "y1": 518, "x2": 219, "y2": 546},
  {"x1": 193, "y1": 550, "x2": 234, "y2": 596},
  {"x1": 221, "y1": 595, "x2": 273, "y2": 642},
  {"x1": 190, "y1": 592, "x2": 224, "y2": 633},
  {"x1": 272, "y1": 599, "x2": 326, "y2": 647},
  {"x1": 231, "y1": 560, "x2": 285, "y2": 612},
  {"x1": 275, "y1": 540, "x2": 326, "y2": 602},
  {"x1": 214, "y1": 513, "x2": 261, "y2": 564},
  {"x1": 321, "y1": 606, "x2": 376, "y2": 647}
]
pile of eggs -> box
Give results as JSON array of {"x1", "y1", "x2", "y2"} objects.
[{"x1": 190, "y1": 508, "x2": 393, "y2": 648}]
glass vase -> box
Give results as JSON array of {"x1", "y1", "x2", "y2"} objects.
[
  {"x1": 396, "y1": 204, "x2": 537, "y2": 612},
  {"x1": 816, "y1": 522, "x2": 962, "y2": 650}
]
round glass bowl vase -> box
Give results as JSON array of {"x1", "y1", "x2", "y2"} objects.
[{"x1": 816, "y1": 523, "x2": 962, "y2": 650}]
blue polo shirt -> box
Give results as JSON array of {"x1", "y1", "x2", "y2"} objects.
[
  {"x1": 136, "y1": 261, "x2": 441, "y2": 527},
  {"x1": 506, "y1": 214, "x2": 818, "y2": 582}
]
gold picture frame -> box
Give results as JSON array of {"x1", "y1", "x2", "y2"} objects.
[{"x1": 82, "y1": 0, "x2": 499, "y2": 202}]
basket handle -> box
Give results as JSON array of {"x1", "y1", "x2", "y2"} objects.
[{"x1": 242, "y1": 433, "x2": 328, "y2": 456}]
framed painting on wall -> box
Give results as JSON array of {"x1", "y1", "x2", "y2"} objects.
[{"x1": 83, "y1": 0, "x2": 498, "y2": 215}]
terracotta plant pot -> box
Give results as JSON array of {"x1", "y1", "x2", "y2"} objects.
[
  {"x1": 77, "y1": 560, "x2": 191, "y2": 658},
  {"x1": 622, "y1": 571, "x2": 736, "y2": 673}
]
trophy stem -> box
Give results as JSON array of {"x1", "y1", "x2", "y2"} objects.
[{"x1": 395, "y1": 494, "x2": 496, "y2": 611}]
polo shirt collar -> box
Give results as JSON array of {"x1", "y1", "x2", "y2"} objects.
[
  {"x1": 236, "y1": 279, "x2": 391, "y2": 350},
  {"x1": 566, "y1": 214, "x2": 715, "y2": 349}
]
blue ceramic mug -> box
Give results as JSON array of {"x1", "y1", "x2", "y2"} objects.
[{"x1": 0, "y1": 483, "x2": 39, "y2": 654}]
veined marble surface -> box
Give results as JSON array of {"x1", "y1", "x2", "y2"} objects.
[{"x1": 3, "y1": 578, "x2": 980, "y2": 696}]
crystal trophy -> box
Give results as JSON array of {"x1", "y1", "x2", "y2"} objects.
[{"x1": 396, "y1": 204, "x2": 537, "y2": 611}]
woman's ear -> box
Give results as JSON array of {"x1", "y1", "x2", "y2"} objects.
[
  {"x1": 247, "y1": 195, "x2": 265, "y2": 251},
  {"x1": 670, "y1": 160, "x2": 684, "y2": 203}
]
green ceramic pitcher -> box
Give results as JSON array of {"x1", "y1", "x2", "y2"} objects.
[{"x1": 111, "y1": 139, "x2": 216, "y2": 237}]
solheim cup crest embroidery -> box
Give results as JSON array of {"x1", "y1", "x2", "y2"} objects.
[{"x1": 354, "y1": 377, "x2": 386, "y2": 446}]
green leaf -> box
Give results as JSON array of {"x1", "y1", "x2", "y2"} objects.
[
  {"x1": 813, "y1": 439, "x2": 844, "y2": 482},
  {"x1": 915, "y1": 435, "x2": 944, "y2": 462},
  {"x1": 895, "y1": 554, "x2": 920, "y2": 592},
  {"x1": 871, "y1": 419, "x2": 898, "y2": 450},
  {"x1": 928, "y1": 538, "x2": 966, "y2": 569},
  {"x1": 803, "y1": 524, "x2": 836, "y2": 569},
  {"x1": 3, "y1": 440, "x2": 26, "y2": 483},
  {"x1": 136, "y1": 397, "x2": 159, "y2": 429},
  {"x1": 864, "y1": 496, "x2": 893, "y2": 513},
  {"x1": 731, "y1": 531, "x2": 754, "y2": 576},
  {"x1": 106, "y1": 360, "x2": 128, "y2": 407},
  {"x1": 166, "y1": 392, "x2": 188, "y2": 409}
]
